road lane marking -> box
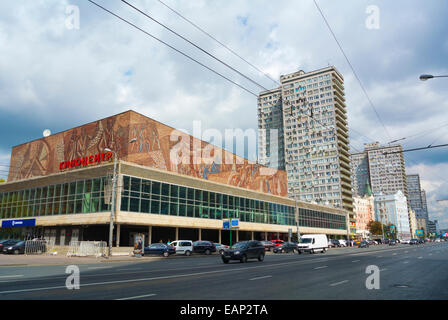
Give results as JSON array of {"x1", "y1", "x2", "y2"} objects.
[
  {"x1": 330, "y1": 280, "x2": 348, "y2": 287},
  {"x1": 116, "y1": 293, "x2": 156, "y2": 300},
  {"x1": 418, "y1": 257, "x2": 423, "y2": 259},
  {"x1": 403, "y1": 261, "x2": 409, "y2": 264},
  {"x1": 249, "y1": 275, "x2": 272, "y2": 281},
  {"x1": 352, "y1": 260, "x2": 360, "y2": 262},
  {"x1": 314, "y1": 266, "x2": 328, "y2": 270},
  {"x1": 392, "y1": 253, "x2": 397, "y2": 255},
  {"x1": 87, "y1": 266, "x2": 112, "y2": 270},
  {"x1": 0, "y1": 275, "x2": 24, "y2": 278},
  {"x1": 380, "y1": 268, "x2": 387, "y2": 271}
]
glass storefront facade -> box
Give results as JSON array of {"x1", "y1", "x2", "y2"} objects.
[
  {"x1": 120, "y1": 175, "x2": 346, "y2": 230},
  {"x1": 0, "y1": 175, "x2": 346, "y2": 231},
  {"x1": 0, "y1": 177, "x2": 111, "y2": 219}
]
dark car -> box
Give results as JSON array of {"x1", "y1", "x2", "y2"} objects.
[
  {"x1": 409, "y1": 238, "x2": 419, "y2": 245},
  {"x1": 374, "y1": 239, "x2": 383, "y2": 244},
  {"x1": 193, "y1": 241, "x2": 216, "y2": 255},
  {"x1": 221, "y1": 240, "x2": 265, "y2": 263},
  {"x1": 273, "y1": 242, "x2": 297, "y2": 253},
  {"x1": 389, "y1": 239, "x2": 397, "y2": 246},
  {"x1": 358, "y1": 241, "x2": 369, "y2": 248},
  {"x1": 143, "y1": 243, "x2": 176, "y2": 257},
  {"x1": 418, "y1": 238, "x2": 425, "y2": 244},
  {"x1": 0, "y1": 239, "x2": 20, "y2": 253},
  {"x1": 3, "y1": 241, "x2": 26, "y2": 254},
  {"x1": 330, "y1": 239, "x2": 341, "y2": 248},
  {"x1": 261, "y1": 241, "x2": 275, "y2": 252},
  {"x1": 383, "y1": 239, "x2": 390, "y2": 245}
]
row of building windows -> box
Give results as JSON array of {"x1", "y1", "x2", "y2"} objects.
[{"x1": 0, "y1": 175, "x2": 347, "y2": 231}]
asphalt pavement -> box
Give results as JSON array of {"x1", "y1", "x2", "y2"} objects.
[{"x1": 0, "y1": 242, "x2": 447, "y2": 300}]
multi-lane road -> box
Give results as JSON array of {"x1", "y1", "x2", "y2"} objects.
[{"x1": 0, "y1": 242, "x2": 447, "y2": 300}]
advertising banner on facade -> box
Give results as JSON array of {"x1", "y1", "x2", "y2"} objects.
[{"x1": 1, "y1": 219, "x2": 36, "y2": 228}]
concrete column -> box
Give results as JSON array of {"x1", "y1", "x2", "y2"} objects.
[
  {"x1": 148, "y1": 226, "x2": 152, "y2": 245},
  {"x1": 277, "y1": 232, "x2": 280, "y2": 239},
  {"x1": 264, "y1": 232, "x2": 268, "y2": 241},
  {"x1": 175, "y1": 227, "x2": 179, "y2": 241},
  {"x1": 218, "y1": 229, "x2": 221, "y2": 244},
  {"x1": 116, "y1": 224, "x2": 120, "y2": 247},
  {"x1": 251, "y1": 231, "x2": 254, "y2": 240},
  {"x1": 236, "y1": 230, "x2": 239, "y2": 242},
  {"x1": 199, "y1": 228, "x2": 202, "y2": 241}
]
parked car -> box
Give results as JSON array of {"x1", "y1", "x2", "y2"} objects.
[
  {"x1": 298, "y1": 234, "x2": 328, "y2": 254},
  {"x1": 169, "y1": 240, "x2": 193, "y2": 256},
  {"x1": 338, "y1": 240, "x2": 347, "y2": 247},
  {"x1": 214, "y1": 243, "x2": 229, "y2": 255},
  {"x1": 221, "y1": 240, "x2": 265, "y2": 263},
  {"x1": 353, "y1": 240, "x2": 362, "y2": 246},
  {"x1": 143, "y1": 243, "x2": 176, "y2": 257},
  {"x1": 389, "y1": 239, "x2": 397, "y2": 246},
  {"x1": 0, "y1": 239, "x2": 20, "y2": 253},
  {"x1": 260, "y1": 241, "x2": 275, "y2": 252},
  {"x1": 330, "y1": 239, "x2": 341, "y2": 247},
  {"x1": 367, "y1": 239, "x2": 376, "y2": 246},
  {"x1": 401, "y1": 239, "x2": 410, "y2": 244},
  {"x1": 418, "y1": 239, "x2": 425, "y2": 244},
  {"x1": 409, "y1": 239, "x2": 419, "y2": 245},
  {"x1": 358, "y1": 241, "x2": 369, "y2": 248},
  {"x1": 435, "y1": 239, "x2": 441, "y2": 243},
  {"x1": 193, "y1": 241, "x2": 216, "y2": 255},
  {"x1": 273, "y1": 242, "x2": 297, "y2": 253},
  {"x1": 383, "y1": 239, "x2": 390, "y2": 245},
  {"x1": 271, "y1": 240, "x2": 284, "y2": 247},
  {"x1": 374, "y1": 239, "x2": 383, "y2": 244},
  {"x1": 3, "y1": 241, "x2": 26, "y2": 254}
]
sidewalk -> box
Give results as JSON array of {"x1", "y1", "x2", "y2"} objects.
[{"x1": 0, "y1": 254, "x2": 159, "y2": 267}]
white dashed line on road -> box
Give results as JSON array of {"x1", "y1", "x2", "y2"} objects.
[
  {"x1": 352, "y1": 260, "x2": 360, "y2": 262},
  {"x1": 418, "y1": 257, "x2": 423, "y2": 259},
  {"x1": 249, "y1": 275, "x2": 272, "y2": 281},
  {"x1": 330, "y1": 280, "x2": 348, "y2": 287},
  {"x1": 314, "y1": 266, "x2": 328, "y2": 270},
  {"x1": 116, "y1": 293, "x2": 157, "y2": 300},
  {"x1": 0, "y1": 275, "x2": 24, "y2": 279}
]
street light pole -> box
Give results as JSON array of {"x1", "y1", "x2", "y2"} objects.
[
  {"x1": 105, "y1": 149, "x2": 117, "y2": 257},
  {"x1": 105, "y1": 138, "x2": 136, "y2": 257}
]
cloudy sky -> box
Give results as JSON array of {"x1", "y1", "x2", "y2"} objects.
[{"x1": 0, "y1": 0, "x2": 447, "y2": 228}]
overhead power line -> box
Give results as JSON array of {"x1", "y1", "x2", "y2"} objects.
[
  {"x1": 88, "y1": 0, "x2": 258, "y2": 97},
  {"x1": 156, "y1": 0, "x2": 281, "y2": 87},
  {"x1": 313, "y1": 0, "x2": 392, "y2": 142},
  {"x1": 383, "y1": 143, "x2": 448, "y2": 155},
  {"x1": 121, "y1": 0, "x2": 270, "y2": 92}
]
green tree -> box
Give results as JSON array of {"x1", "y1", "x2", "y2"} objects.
[
  {"x1": 0, "y1": 179, "x2": 6, "y2": 183},
  {"x1": 367, "y1": 220, "x2": 384, "y2": 236},
  {"x1": 384, "y1": 224, "x2": 397, "y2": 239}
]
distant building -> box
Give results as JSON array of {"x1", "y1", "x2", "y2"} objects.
[
  {"x1": 427, "y1": 220, "x2": 439, "y2": 235},
  {"x1": 416, "y1": 218, "x2": 428, "y2": 236},
  {"x1": 351, "y1": 142, "x2": 408, "y2": 199},
  {"x1": 374, "y1": 190, "x2": 411, "y2": 239},
  {"x1": 353, "y1": 193, "x2": 374, "y2": 239},
  {"x1": 408, "y1": 209, "x2": 417, "y2": 238}
]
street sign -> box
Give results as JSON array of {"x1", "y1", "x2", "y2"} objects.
[
  {"x1": 222, "y1": 219, "x2": 230, "y2": 229},
  {"x1": 1, "y1": 219, "x2": 36, "y2": 228},
  {"x1": 231, "y1": 218, "x2": 239, "y2": 229}
]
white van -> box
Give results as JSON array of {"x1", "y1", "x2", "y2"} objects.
[
  {"x1": 297, "y1": 234, "x2": 328, "y2": 254},
  {"x1": 169, "y1": 240, "x2": 193, "y2": 256}
]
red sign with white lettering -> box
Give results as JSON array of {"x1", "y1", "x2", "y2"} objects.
[{"x1": 59, "y1": 152, "x2": 113, "y2": 170}]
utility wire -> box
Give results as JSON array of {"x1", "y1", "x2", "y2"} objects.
[
  {"x1": 383, "y1": 143, "x2": 448, "y2": 155},
  {"x1": 313, "y1": 0, "x2": 392, "y2": 142},
  {"x1": 121, "y1": 0, "x2": 270, "y2": 92},
  {"x1": 88, "y1": 0, "x2": 258, "y2": 97},
  {"x1": 156, "y1": 0, "x2": 280, "y2": 87}
]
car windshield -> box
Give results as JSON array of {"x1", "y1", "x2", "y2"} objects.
[
  {"x1": 231, "y1": 242, "x2": 248, "y2": 249},
  {"x1": 299, "y1": 238, "x2": 312, "y2": 243},
  {"x1": 15, "y1": 241, "x2": 25, "y2": 246}
]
